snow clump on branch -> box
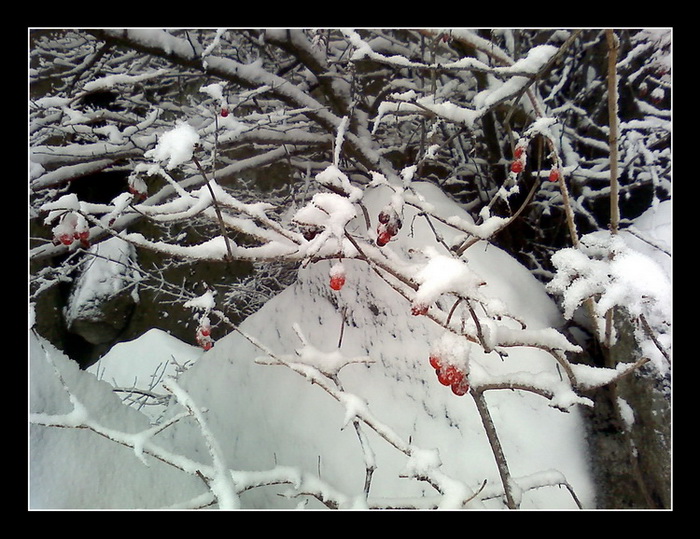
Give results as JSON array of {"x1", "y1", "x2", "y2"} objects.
[
  {"x1": 145, "y1": 121, "x2": 200, "y2": 170},
  {"x1": 548, "y1": 231, "x2": 671, "y2": 372},
  {"x1": 413, "y1": 247, "x2": 486, "y2": 309}
]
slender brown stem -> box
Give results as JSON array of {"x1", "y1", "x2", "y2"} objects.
[
  {"x1": 471, "y1": 389, "x2": 517, "y2": 509},
  {"x1": 606, "y1": 29, "x2": 620, "y2": 236},
  {"x1": 191, "y1": 155, "x2": 235, "y2": 263},
  {"x1": 604, "y1": 29, "x2": 621, "y2": 349}
]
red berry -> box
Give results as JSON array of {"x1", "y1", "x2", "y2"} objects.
[
  {"x1": 437, "y1": 365, "x2": 461, "y2": 386},
  {"x1": 330, "y1": 274, "x2": 346, "y2": 291},
  {"x1": 329, "y1": 263, "x2": 346, "y2": 291},
  {"x1": 221, "y1": 107, "x2": 229, "y2": 117},
  {"x1": 411, "y1": 303, "x2": 429, "y2": 316},
  {"x1": 548, "y1": 168, "x2": 560, "y2": 182},
  {"x1": 302, "y1": 226, "x2": 321, "y2": 241},
  {"x1": 378, "y1": 210, "x2": 390, "y2": 224},
  {"x1": 376, "y1": 230, "x2": 393, "y2": 246},
  {"x1": 511, "y1": 160, "x2": 524, "y2": 173},
  {"x1": 429, "y1": 354, "x2": 442, "y2": 370},
  {"x1": 129, "y1": 186, "x2": 147, "y2": 200},
  {"x1": 196, "y1": 322, "x2": 214, "y2": 349},
  {"x1": 74, "y1": 230, "x2": 89, "y2": 243},
  {"x1": 196, "y1": 331, "x2": 213, "y2": 350},
  {"x1": 386, "y1": 222, "x2": 401, "y2": 237},
  {"x1": 58, "y1": 233, "x2": 73, "y2": 246},
  {"x1": 514, "y1": 145, "x2": 526, "y2": 158},
  {"x1": 451, "y1": 376, "x2": 470, "y2": 396}
]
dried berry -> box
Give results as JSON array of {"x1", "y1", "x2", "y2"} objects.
[{"x1": 411, "y1": 303, "x2": 429, "y2": 316}]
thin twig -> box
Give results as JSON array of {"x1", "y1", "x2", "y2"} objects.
[{"x1": 192, "y1": 155, "x2": 235, "y2": 263}]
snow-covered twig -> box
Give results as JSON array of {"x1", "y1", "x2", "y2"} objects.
[
  {"x1": 238, "y1": 322, "x2": 483, "y2": 507},
  {"x1": 161, "y1": 377, "x2": 240, "y2": 509}
]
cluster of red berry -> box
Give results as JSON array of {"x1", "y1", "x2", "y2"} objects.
[
  {"x1": 429, "y1": 353, "x2": 470, "y2": 396},
  {"x1": 376, "y1": 208, "x2": 402, "y2": 247},
  {"x1": 511, "y1": 142, "x2": 561, "y2": 183},
  {"x1": 52, "y1": 213, "x2": 90, "y2": 248},
  {"x1": 196, "y1": 321, "x2": 214, "y2": 350},
  {"x1": 510, "y1": 144, "x2": 527, "y2": 174}
]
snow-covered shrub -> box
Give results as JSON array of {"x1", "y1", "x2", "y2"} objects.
[{"x1": 30, "y1": 29, "x2": 671, "y2": 509}]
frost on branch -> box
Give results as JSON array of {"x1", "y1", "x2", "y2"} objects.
[
  {"x1": 293, "y1": 184, "x2": 358, "y2": 259},
  {"x1": 548, "y1": 231, "x2": 671, "y2": 372},
  {"x1": 30, "y1": 29, "x2": 670, "y2": 509},
  {"x1": 256, "y1": 323, "x2": 373, "y2": 378}
]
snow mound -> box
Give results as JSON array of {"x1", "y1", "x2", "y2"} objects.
[
  {"x1": 29, "y1": 332, "x2": 203, "y2": 509},
  {"x1": 89, "y1": 328, "x2": 203, "y2": 421},
  {"x1": 170, "y1": 182, "x2": 595, "y2": 509},
  {"x1": 30, "y1": 182, "x2": 595, "y2": 510}
]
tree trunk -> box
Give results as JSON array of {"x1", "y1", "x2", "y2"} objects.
[{"x1": 581, "y1": 312, "x2": 671, "y2": 508}]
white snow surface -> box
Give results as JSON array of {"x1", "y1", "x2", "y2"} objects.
[
  {"x1": 548, "y1": 200, "x2": 672, "y2": 373},
  {"x1": 32, "y1": 182, "x2": 670, "y2": 510},
  {"x1": 145, "y1": 121, "x2": 200, "y2": 170},
  {"x1": 89, "y1": 328, "x2": 203, "y2": 422}
]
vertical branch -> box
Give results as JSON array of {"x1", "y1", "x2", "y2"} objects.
[
  {"x1": 605, "y1": 29, "x2": 621, "y2": 350},
  {"x1": 606, "y1": 29, "x2": 621, "y2": 236},
  {"x1": 162, "y1": 377, "x2": 240, "y2": 509},
  {"x1": 471, "y1": 389, "x2": 518, "y2": 509},
  {"x1": 191, "y1": 155, "x2": 235, "y2": 263},
  {"x1": 555, "y1": 161, "x2": 580, "y2": 249},
  {"x1": 329, "y1": 371, "x2": 377, "y2": 502}
]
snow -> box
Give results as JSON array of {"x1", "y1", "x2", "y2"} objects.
[
  {"x1": 145, "y1": 121, "x2": 200, "y2": 170},
  {"x1": 30, "y1": 181, "x2": 670, "y2": 510},
  {"x1": 474, "y1": 45, "x2": 557, "y2": 111},
  {"x1": 29, "y1": 333, "x2": 204, "y2": 509},
  {"x1": 371, "y1": 41, "x2": 558, "y2": 134},
  {"x1": 314, "y1": 165, "x2": 363, "y2": 202},
  {"x1": 413, "y1": 247, "x2": 485, "y2": 308},
  {"x1": 548, "y1": 200, "x2": 672, "y2": 373},
  {"x1": 200, "y1": 82, "x2": 227, "y2": 105},
  {"x1": 82, "y1": 69, "x2": 168, "y2": 93}
]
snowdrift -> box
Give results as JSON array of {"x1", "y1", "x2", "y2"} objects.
[{"x1": 30, "y1": 182, "x2": 597, "y2": 509}]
